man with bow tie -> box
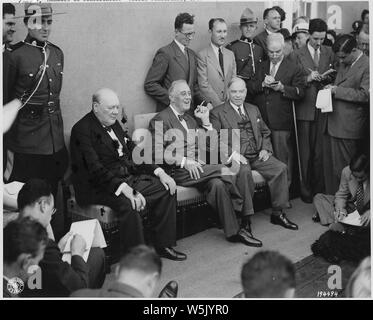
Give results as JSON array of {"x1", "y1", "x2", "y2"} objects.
[
  {"x1": 211, "y1": 77, "x2": 298, "y2": 231},
  {"x1": 149, "y1": 80, "x2": 263, "y2": 247},
  {"x1": 70, "y1": 88, "x2": 187, "y2": 261},
  {"x1": 226, "y1": 8, "x2": 263, "y2": 104}
]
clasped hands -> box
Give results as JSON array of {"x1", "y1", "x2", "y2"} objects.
[{"x1": 262, "y1": 75, "x2": 284, "y2": 92}]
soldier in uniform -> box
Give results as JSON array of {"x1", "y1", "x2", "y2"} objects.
[
  {"x1": 4, "y1": 3, "x2": 68, "y2": 201},
  {"x1": 226, "y1": 8, "x2": 263, "y2": 104}
]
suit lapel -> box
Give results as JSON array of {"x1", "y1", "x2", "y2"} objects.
[
  {"x1": 300, "y1": 45, "x2": 316, "y2": 71},
  {"x1": 186, "y1": 48, "x2": 194, "y2": 86},
  {"x1": 336, "y1": 54, "x2": 367, "y2": 85},
  {"x1": 222, "y1": 47, "x2": 230, "y2": 80},
  {"x1": 207, "y1": 45, "x2": 224, "y2": 78},
  {"x1": 275, "y1": 58, "x2": 288, "y2": 80},
  {"x1": 243, "y1": 103, "x2": 259, "y2": 143},
  {"x1": 222, "y1": 102, "x2": 241, "y2": 141},
  {"x1": 166, "y1": 107, "x2": 188, "y2": 134},
  {"x1": 171, "y1": 41, "x2": 189, "y2": 75}
]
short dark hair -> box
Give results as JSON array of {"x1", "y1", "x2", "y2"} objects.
[
  {"x1": 309, "y1": 18, "x2": 328, "y2": 35},
  {"x1": 272, "y1": 6, "x2": 286, "y2": 22},
  {"x1": 3, "y1": 3, "x2": 15, "y2": 17},
  {"x1": 326, "y1": 29, "x2": 337, "y2": 42},
  {"x1": 361, "y1": 9, "x2": 369, "y2": 22},
  {"x1": 332, "y1": 34, "x2": 357, "y2": 54},
  {"x1": 174, "y1": 13, "x2": 194, "y2": 30},
  {"x1": 208, "y1": 18, "x2": 226, "y2": 31},
  {"x1": 4, "y1": 217, "x2": 48, "y2": 264},
  {"x1": 350, "y1": 153, "x2": 369, "y2": 173},
  {"x1": 241, "y1": 251, "x2": 296, "y2": 298},
  {"x1": 17, "y1": 179, "x2": 52, "y2": 211},
  {"x1": 118, "y1": 245, "x2": 162, "y2": 275}
]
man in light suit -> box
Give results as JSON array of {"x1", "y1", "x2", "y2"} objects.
[
  {"x1": 291, "y1": 19, "x2": 336, "y2": 202},
  {"x1": 197, "y1": 18, "x2": 236, "y2": 107},
  {"x1": 211, "y1": 77, "x2": 298, "y2": 230},
  {"x1": 323, "y1": 34, "x2": 369, "y2": 195},
  {"x1": 149, "y1": 80, "x2": 263, "y2": 247},
  {"x1": 254, "y1": 7, "x2": 281, "y2": 59},
  {"x1": 250, "y1": 33, "x2": 305, "y2": 189},
  {"x1": 144, "y1": 13, "x2": 203, "y2": 111}
]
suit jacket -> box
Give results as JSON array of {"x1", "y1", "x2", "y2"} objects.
[
  {"x1": 71, "y1": 281, "x2": 144, "y2": 298},
  {"x1": 197, "y1": 45, "x2": 237, "y2": 107},
  {"x1": 21, "y1": 239, "x2": 89, "y2": 297},
  {"x1": 250, "y1": 56, "x2": 305, "y2": 130},
  {"x1": 253, "y1": 30, "x2": 268, "y2": 59},
  {"x1": 210, "y1": 101, "x2": 273, "y2": 160},
  {"x1": 144, "y1": 41, "x2": 203, "y2": 111},
  {"x1": 334, "y1": 166, "x2": 370, "y2": 213},
  {"x1": 149, "y1": 107, "x2": 212, "y2": 171},
  {"x1": 70, "y1": 111, "x2": 158, "y2": 205},
  {"x1": 291, "y1": 44, "x2": 336, "y2": 121},
  {"x1": 327, "y1": 54, "x2": 369, "y2": 140}
]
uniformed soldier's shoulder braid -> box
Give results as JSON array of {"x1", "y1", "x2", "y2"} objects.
[{"x1": 9, "y1": 41, "x2": 24, "y2": 52}]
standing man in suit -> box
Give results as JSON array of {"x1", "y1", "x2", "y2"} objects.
[
  {"x1": 149, "y1": 80, "x2": 263, "y2": 247},
  {"x1": 254, "y1": 7, "x2": 281, "y2": 59},
  {"x1": 322, "y1": 35, "x2": 369, "y2": 194},
  {"x1": 291, "y1": 19, "x2": 336, "y2": 202},
  {"x1": 226, "y1": 8, "x2": 264, "y2": 104},
  {"x1": 144, "y1": 13, "x2": 203, "y2": 111},
  {"x1": 197, "y1": 18, "x2": 237, "y2": 107},
  {"x1": 250, "y1": 33, "x2": 305, "y2": 189},
  {"x1": 211, "y1": 77, "x2": 298, "y2": 230},
  {"x1": 70, "y1": 88, "x2": 187, "y2": 261}
]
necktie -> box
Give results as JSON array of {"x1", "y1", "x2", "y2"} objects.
[
  {"x1": 218, "y1": 47, "x2": 224, "y2": 76},
  {"x1": 313, "y1": 48, "x2": 319, "y2": 69},
  {"x1": 356, "y1": 182, "x2": 365, "y2": 213},
  {"x1": 184, "y1": 48, "x2": 189, "y2": 61},
  {"x1": 104, "y1": 125, "x2": 113, "y2": 132},
  {"x1": 178, "y1": 114, "x2": 185, "y2": 122},
  {"x1": 269, "y1": 61, "x2": 277, "y2": 77},
  {"x1": 237, "y1": 106, "x2": 248, "y2": 120}
]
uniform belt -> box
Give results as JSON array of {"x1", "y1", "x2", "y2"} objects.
[{"x1": 20, "y1": 100, "x2": 60, "y2": 118}]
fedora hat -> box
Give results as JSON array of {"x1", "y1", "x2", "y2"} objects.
[
  {"x1": 292, "y1": 22, "x2": 309, "y2": 35},
  {"x1": 14, "y1": 3, "x2": 65, "y2": 19}
]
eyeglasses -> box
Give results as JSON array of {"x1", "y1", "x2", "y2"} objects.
[{"x1": 178, "y1": 31, "x2": 196, "y2": 38}]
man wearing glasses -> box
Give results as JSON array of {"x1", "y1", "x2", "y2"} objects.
[{"x1": 144, "y1": 12, "x2": 203, "y2": 111}]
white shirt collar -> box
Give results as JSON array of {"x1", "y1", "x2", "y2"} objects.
[
  {"x1": 230, "y1": 101, "x2": 244, "y2": 113},
  {"x1": 265, "y1": 28, "x2": 277, "y2": 35},
  {"x1": 307, "y1": 42, "x2": 320, "y2": 58},
  {"x1": 174, "y1": 39, "x2": 186, "y2": 53},
  {"x1": 169, "y1": 105, "x2": 184, "y2": 118}
]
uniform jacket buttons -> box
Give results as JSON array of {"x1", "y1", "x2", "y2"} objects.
[{"x1": 29, "y1": 73, "x2": 33, "y2": 77}]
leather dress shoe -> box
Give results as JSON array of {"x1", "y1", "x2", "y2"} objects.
[
  {"x1": 270, "y1": 213, "x2": 298, "y2": 230},
  {"x1": 156, "y1": 247, "x2": 187, "y2": 261},
  {"x1": 312, "y1": 213, "x2": 321, "y2": 223},
  {"x1": 229, "y1": 228, "x2": 263, "y2": 247},
  {"x1": 158, "y1": 280, "x2": 178, "y2": 298}
]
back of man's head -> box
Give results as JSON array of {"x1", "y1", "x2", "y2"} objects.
[
  {"x1": 116, "y1": 245, "x2": 162, "y2": 297},
  {"x1": 3, "y1": 3, "x2": 15, "y2": 17},
  {"x1": 3, "y1": 217, "x2": 48, "y2": 278},
  {"x1": 241, "y1": 251, "x2": 296, "y2": 298},
  {"x1": 17, "y1": 179, "x2": 52, "y2": 212}
]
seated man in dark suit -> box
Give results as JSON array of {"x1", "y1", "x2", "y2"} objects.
[
  {"x1": 17, "y1": 179, "x2": 106, "y2": 297},
  {"x1": 211, "y1": 77, "x2": 298, "y2": 230},
  {"x1": 70, "y1": 88, "x2": 186, "y2": 261},
  {"x1": 3, "y1": 218, "x2": 48, "y2": 298},
  {"x1": 72, "y1": 245, "x2": 170, "y2": 298},
  {"x1": 149, "y1": 80, "x2": 262, "y2": 247}
]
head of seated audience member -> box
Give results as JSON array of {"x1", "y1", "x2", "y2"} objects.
[
  {"x1": 174, "y1": 12, "x2": 195, "y2": 47},
  {"x1": 308, "y1": 18, "x2": 328, "y2": 51},
  {"x1": 332, "y1": 34, "x2": 361, "y2": 66},
  {"x1": 241, "y1": 251, "x2": 296, "y2": 298},
  {"x1": 346, "y1": 256, "x2": 371, "y2": 298},
  {"x1": 92, "y1": 88, "x2": 121, "y2": 128},
  {"x1": 349, "y1": 153, "x2": 369, "y2": 184},
  {"x1": 3, "y1": 218, "x2": 48, "y2": 286},
  {"x1": 168, "y1": 79, "x2": 192, "y2": 114},
  {"x1": 263, "y1": 7, "x2": 281, "y2": 32},
  {"x1": 208, "y1": 18, "x2": 228, "y2": 48},
  {"x1": 227, "y1": 77, "x2": 247, "y2": 107},
  {"x1": 17, "y1": 179, "x2": 56, "y2": 230},
  {"x1": 357, "y1": 29, "x2": 369, "y2": 56},
  {"x1": 266, "y1": 33, "x2": 285, "y2": 64},
  {"x1": 115, "y1": 245, "x2": 162, "y2": 298}
]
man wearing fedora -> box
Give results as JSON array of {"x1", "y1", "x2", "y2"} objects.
[
  {"x1": 226, "y1": 8, "x2": 264, "y2": 104},
  {"x1": 4, "y1": 3, "x2": 68, "y2": 235}
]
